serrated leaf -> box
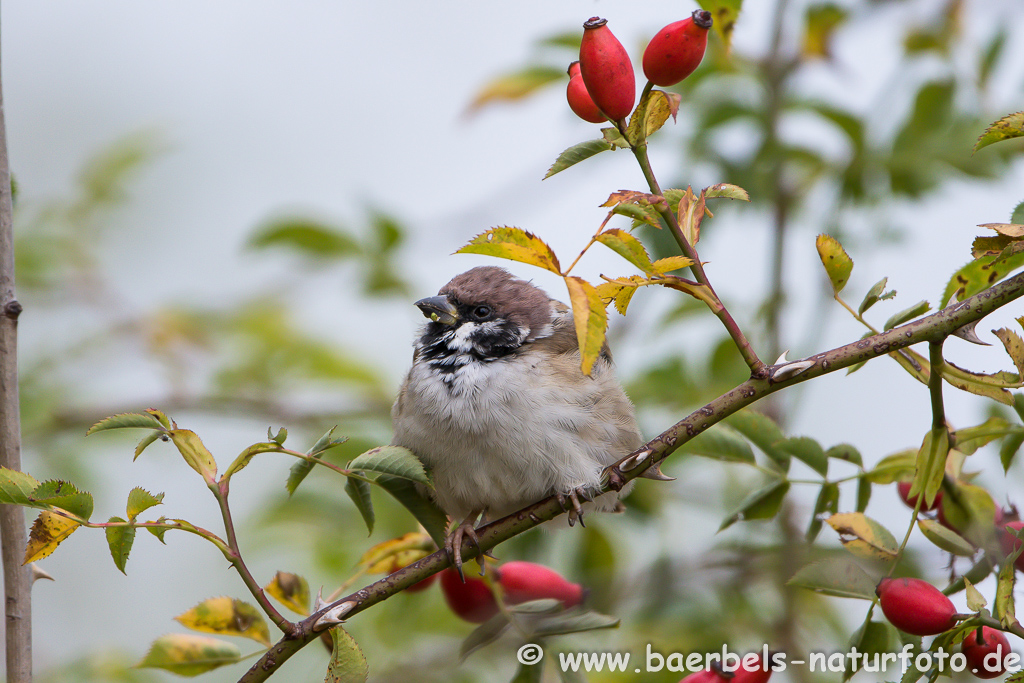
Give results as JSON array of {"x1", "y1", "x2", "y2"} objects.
[
  {"x1": 994, "y1": 328, "x2": 1024, "y2": 378},
  {"x1": 858, "y1": 277, "x2": 896, "y2": 315},
  {"x1": 345, "y1": 476, "x2": 374, "y2": 536},
  {"x1": 308, "y1": 426, "x2": 345, "y2": 457},
  {"x1": 138, "y1": 634, "x2": 242, "y2": 676},
  {"x1": 287, "y1": 428, "x2": 344, "y2": 495},
  {"x1": 105, "y1": 517, "x2": 136, "y2": 574},
  {"x1": 704, "y1": 183, "x2": 750, "y2": 202},
  {"x1": 943, "y1": 251, "x2": 1024, "y2": 305},
  {"x1": 595, "y1": 229, "x2": 655, "y2": 272},
  {"x1": 787, "y1": 556, "x2": 877, "y2": 600},
  {"x1": 0, "y1": 467, "x2": 40, "y2": 506},
  {"x1": 826, "y1": 512, "x2": 899, "y2": 561},
  {"x1": 917, "y1": 519, "x2": 975, "y2": 557},
  {"x1": 168, "y1": 430, "x2": 218, "y2": 482},
  {"x1": 974, "y1": 111, "x2": 1024, "y2": 153},
  {"x1": 864, "y1": 449, "x2": 917, "y2": 484},
  {"x1": 779, "y1": 436, "x2": 828, "y2": 476},
  {"x1": 175, "y1": 597, "x2": 271, "y2": 647},
  {"x1": 456, "y1": 227, "x2": 561, "y2": 274},
  {"x1": 127, "y1": 487, "x2": 164, "y2": 520},
  {"x1": 724, "y1": 411, "x2": 790, "y2": 471},
  {"x1": 29, "y1": 480, "x2": 93, "y2": 520},
  {"x1": 326, "y1": 626, "x2": 368, "y2": 683},
  {"x1": 375, "y1": 475, "x2": 448, "y2": 549},
  {"x1": 224, "y1": 442, "x2": 280, "y2": 480},
  {"x1": 594, "y1": 277, "x2": 641, "y2": 316},
  {"x1": 147, "y1": 517, "x2": 169, "y2": 544},
  {"x1": 24, "y1": 510, "x2": 80, "y2": 563},
  {"x1": 680, "y1": 425, "x2": 754, "y2": 464},
  {"x1": 626, "y1": 89, "x2": 674, "y2": 144},
  {"x1": 1012, "y1": 202, "x2": 1024, "y2": 225},
  {"x1": 719, "y1": 479, "x2": 790, "y2": 531},
  {"x1": 86, "y1": 412, "x2": 167, "y2": 435},
  {"x1": 134, "y1": 431, "x2": 163, "y2": 460},
  {"x1": 816, "y1": 234, "x2": 854, "y2": 295},
  {"x1": 883, "y1": 300, "x2": 930, "y2": 330},
  {"x1": 564, "y1": 276, "x2": 608, "y2": 376},
  {"x1": 264, "y1": 571, "x2": 310, "y2": 616},
  {"x1": 349, "y1": 446, "x2": 429, "y2": 486},
  {"x1": 611, "y1": 202, "x2": 660, "y2": 227},
  {"x1": 543, "y1": 139, "x2": 613, "y2": 180},
  {"x1": 651, "y1": 256, "x2": 692, "y2": 274},
  {"x1": 908, "y1": 427, "x2": 949, "y2": 508},
  {"x1": 964, "y1": 577, "x2": 987, "y2": 612}
]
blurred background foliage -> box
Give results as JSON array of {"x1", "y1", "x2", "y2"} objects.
[{"x1": 11, "y1": 0, "x2": 1024, "y2": 681}]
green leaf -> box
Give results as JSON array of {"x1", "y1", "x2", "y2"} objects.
[
  {"x1": 147, "y1": 517, "x2": 170, "y2": 544},
  {"x1": 134, "y1": 431, "x2": 163, "y2": 460},
  {"x1": 778, "y1": 436, "x2": 828, "y2": 476},
  {"x1": 375, "y1": 475, "x2": 448, "y2": 549},
  {"x1": 1001, "y1": 431, "x2": 1024, "y2": 472},
  {"x1": 460, "y1": 614, "x2": 511, "y2": 662},
  {"x1": 531, "y1": 611, "x2": 620, "y2": 637},
  {"x1": 0, "y1": 467, "x2": 41, "y2": 506},
  {"x1": 787, "y1": 556, "x2": 877, "y2": 600},
  {"x1": 995, "y1": 538, "x2": 1018, "y2": 627},
  {"x1": 1012, "y1": 201, "x2": 1024, "y2": 225},
  {"x1": 826, "y1": 512, "x2": 899, "y2": 562},
  {"x1": 856, "y1": 477, "x2": 872, "y2": 513},
  {"x1": 943, "y1": 251, "x2": 1024, "y2": 305},
  {"x1": 974, "y1": 111, "x2": 1024, "y2": 153},
  {"x1": 345, "y1": 476, "x2": 375, "y2": 535},
  {"x1": 175, "y1": 597, "x2": 271, "y2": 647},
  {"x1": 564, "y1": 276, "x2": 609, "y2": 376},
  {"x1": 287, "y1": 427, "x2": 347, "y2": 495},
  {"x1": 883, "y1": 300, "x2": 930, "y2": 331},
  {"x1": 825, "y1": 443, "x2": 862, "y2": 467},
  {"x1": 86, "y1": 412, "x2": 167, "y2": 435},
  {"x1": 105, "y1": 517, "x2": 136, "y2": 574},
  {"x1": 456, "y1": 227, "x2": 561, "y2": 274},
  {"x1": 511, "y1": 661, "x2": 544, "y2": 683},
  {"x1": 719, "y1": 479, "x2": 790, "y2": 531},
  {"x1": 864, "y1": 449, "x2": 917, "y2": 484},
  {"x1": 247, "y1": 218, "x2": 360, "y2": 259},
  {"x1": 704, "y1": 183, "x2": 750, "y2": 202},
  {"x1": 724, "y1": 411, "x2": 790, "y2": 471},
  {"x1": 126, "y1": 487, "x2": 164, "y2": 520},
  {"x1": 815, "y1": 234, "x2": 854, "y2": 295},
  {"x1": 29, "y1": 480, "x2": 94, "y2": 520},
  {"x1": 953, "y1": 417, "x2": 1019, "y2": 455},
  {"x1": 543, "y1": 139, "x2": 613, "y2": 180},
  {"x1": 858, "y1": 277, "x2": 896, "y2": 315},
  {"x1": 223, "y1": 442, "x2": 281, "y2": 480},
  {"x1": 326, "y1": 626, "x2": 369, "y2": 683},
  {"x1": 168, "y1": 430, "x2": 218, "y2": 482},
  {"x1": 137, "y1": 634, "x2": 242, "y2": 676},
  {"x1": 908, "y1": 428, "x2": 949, "y2": 509},
  {"x1": 309, "y1": 426, "x2": 346, "y2": 457},
  {"x1": 680, "y1": 425, "x2": 755, "y2": 464},
  {"x1": 917, "y1": 518, "x2": 975, "y2": 556},
  {"x1": 601, "y1": 126, "x2": 629, "y2": 149},
  {"x1": 349, "y1": 446, "x2": 430, "y2": 486},
  {"x1": 807, "y1": 482, "x2": 840, "y2": 542}
]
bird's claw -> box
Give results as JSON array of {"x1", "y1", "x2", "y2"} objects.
[
  {"x1": 557, "y1": 487, "x2": 588, "y2": 528},
  {"x1": 445, "y1": 515, "x2": 482, "y2": 580}
]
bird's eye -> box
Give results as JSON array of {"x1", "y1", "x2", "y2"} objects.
[{"x1": 472, "y1": 305, "x2": 492, "y2": 320}]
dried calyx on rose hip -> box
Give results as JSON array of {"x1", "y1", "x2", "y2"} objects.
[
  {"x1": 495, "y1": 560, "x2": 585, "y2": 607},
  {"x1": 961, "y1": 626, "x2": 1012, "y2": 679},
  {"x1": 566, "y1": 61, "x2": 606, "y2": 124},
  {"x1": 643, "y1": 9, "x2": 713, "y2": 87},
  {"x1": 876, "y1": 577, "x2": 958, "y2": 636},
  {"x1": 579, "y1": 17, "x2": 636, "y2": 122}
]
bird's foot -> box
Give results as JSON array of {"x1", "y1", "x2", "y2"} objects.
[
  {"x1": 445, "y1": 513, "x2": 483, "y2": 580},
  {"x1": 556, "y1": 487, "x2": 590, "y2": 528}
]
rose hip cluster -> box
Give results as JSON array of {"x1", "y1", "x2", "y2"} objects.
[
  {"x1": 439, "y1": 560, "x2": 584, "y2": 623},
  {"x1": 568, "y1": 10, "x2": 713, "y2": 124}
]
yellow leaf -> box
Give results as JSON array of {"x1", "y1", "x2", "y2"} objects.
[
  {"x1": 23, "y1": 510, "x2": 79, "y2": 564},
  {"x1": 815, "y1": 234, "x2": 854, "y2": 295},
  {"x1": 456, "y1": 227, "x2": 561, "y2": 274},
  {"x1": 826, "y1": 512, "x2": 899, "y2": 562},
  {"x1": 651, "y1": 256, "x2": 692, "y2": 274},
  {"x1": 168, "y1": 430, "x2": 218, "y2": 483},
  {"x1": 974, "y1": 111, "x2": 1024, "y2": 153},
  {"x1": 174, "y1": 596, "x2": 272, "y2": 647},
  {"x1": 564, "y1": 276, "x2": 608, "y2": 376},
  {"x1": 366, "y1": 549, "x2": 431, "y2": 574},
  {"x1": 677, "y1": 187, "x2": 706, "y2": 246},
  {"x1": 594, "y1": 277, "x2": 642, "y2": 316},
  {"x1": 357, "y1": 531, "x2": 434, "y2": 570},
  {"x1": 264, "y1": 571, "x2": 311, "y2": 616},
  {"x1": 994, "y1": 328, "x2": 1024, "y2": 378},
  {"x1": 138, "y1": 634, "x2": 242, "y2": 676},
  {"x1": 595, "y1": 229, "x2": 655, "y2": 272},
  {"x1": 467, "y1": 66, "x2": 563, "y2": 114}
]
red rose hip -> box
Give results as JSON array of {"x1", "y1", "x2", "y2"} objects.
[
  {"x1": 566, "y1": 62, "x2": 606, "y2": 123},
  {"x1": 876, "y1": 577, "x2": 958, "y2": 636},
  {"x1": 961, "y1": 626, "x2": 1011, "y2": 679},
  {"x1": 731, "y1": 653, "x2": 773, "y2": 683},
  {"x1": 897, "y1": 480, "x2": 942, "y2": 511},
  {"x1": 495, "y1": 561, "x2": 585, "y2": 608},
  {"x1": 678, "y1": 670, "x2": 727, "y2": 683},
  {"x1": 579, "y1": 17, "x2": 636, "y2": 122},
  {"x1": 643, "y1": 10, "x2": 713, "y2": 87},
  {"x1": 440, "y1": 567, "x2": 499, "y2": 623}
]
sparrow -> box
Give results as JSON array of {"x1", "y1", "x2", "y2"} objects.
[{"x1": 391, "y1": 266, "x2": 643, "y2": 571}]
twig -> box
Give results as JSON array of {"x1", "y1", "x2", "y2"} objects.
[
  {"x1": 0, "y1": 14, "x2": 33, "y2": 681},
  {"x1": 237, "y1": 268, "x2": 1024, "y2": 683}
]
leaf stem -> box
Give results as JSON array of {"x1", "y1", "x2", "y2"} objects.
[{"x1": 630, "y1": 142, "x2": 766, "y2": 375}]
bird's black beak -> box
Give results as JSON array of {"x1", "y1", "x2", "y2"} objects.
[{"x1": 415, "y1": 295, "x2": 459, "y2": 326}]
